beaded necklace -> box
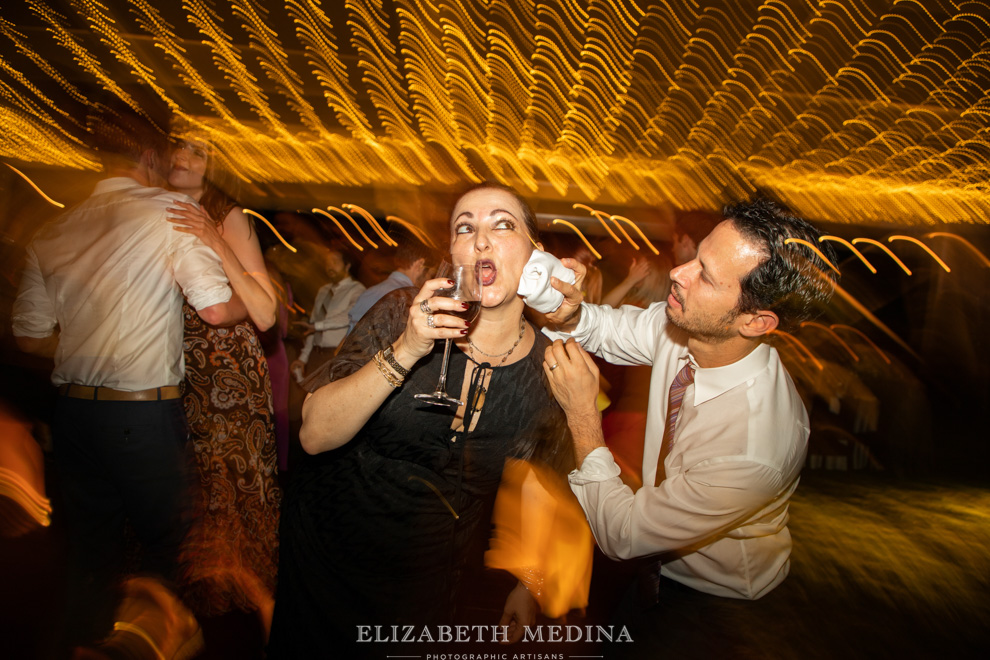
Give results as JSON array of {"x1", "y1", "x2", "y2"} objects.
[{"x1": 468, "y1": 316, "x2": 526, "y2": 367}]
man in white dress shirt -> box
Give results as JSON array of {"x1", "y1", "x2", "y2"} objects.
[
  {"x1": 542, "y1": 200, "x2": 837, "y2": 654},
  {"x1": 12, "y1": 100, "x2": 241, "y2": 646},
  {"x1": 291, "y1": 247, "x2": 365, "y2": 378}
]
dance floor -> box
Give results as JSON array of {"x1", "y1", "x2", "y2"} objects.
[{"x1": 2, "y1": 470, "x2": 988, "y2": 659}]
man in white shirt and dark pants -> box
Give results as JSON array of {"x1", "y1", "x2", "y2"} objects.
[
  {"x1": 542, "y1": 199, "x2": 837, "y2": 657},
  {"x1": 12, "y1": 100, "x2": 241, "y2": 647},
  {"x1": 291, "y1": 247, "x2": 365, "y2": 379}
]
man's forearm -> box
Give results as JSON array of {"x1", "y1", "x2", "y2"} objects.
[
  {"x1": 197, "y1": 292, "x2": 247, "y2": 327},
  {"x1": 15, "y1": 332, "x2": 59, "y2": 358},
  {"x1": 548, "y1": 304, "x2": 582, "y2": 334},
  {"x1": 566, "y1": 409, "x2": 606, "y2": 467}
]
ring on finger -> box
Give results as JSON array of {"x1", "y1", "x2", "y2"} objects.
[
  {"x1": 549, "y1": 363, "x2": 560, "y2": 371},
  {"x1": 426, "y1": 314, "x2": 436, "y2": 329},
  {"x1": 420, "y1": 299, "x2": 432, "y2": 314}
]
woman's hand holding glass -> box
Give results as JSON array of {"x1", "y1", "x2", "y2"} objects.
[
  {"x1": 410, "y1": 262, "x2": 482, "y2": 408},
  {"x1": 393, "y1": 270, "x2": 472, "y2": 373}
]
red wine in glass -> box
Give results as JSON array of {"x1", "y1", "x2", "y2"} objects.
[{"x1": 414, "y1": 262, "x2": 482, "y2": 408}]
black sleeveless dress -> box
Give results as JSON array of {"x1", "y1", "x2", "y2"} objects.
[{"x1": 268, "y1": 288, "x2": 571, "y2": 658}]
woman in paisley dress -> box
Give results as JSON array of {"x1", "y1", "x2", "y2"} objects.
[{"x1": 167, "y1": 138, "x2": 281, "y2": 637}]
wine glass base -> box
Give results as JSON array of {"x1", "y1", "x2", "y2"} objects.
[{"x1": 414, "y1": 392, "x2": 462, "y2": 408}]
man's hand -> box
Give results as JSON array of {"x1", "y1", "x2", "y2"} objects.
[
  {"x1": 544, "y1": 339, "x2": 606, "y2": 465},
  {"x1": 498, "y1": 582, "x2": 538, "y2": 644},
  {"x1": 292, "y1": 320, "x2": 316, "y2": 336},
  {"x1": 543, "y1": 258, "x2": 586, "y2": 332}
]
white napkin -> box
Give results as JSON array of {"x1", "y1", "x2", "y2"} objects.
[{"x1": 517, "y1": 250, "x2": 576, "y2": 313}]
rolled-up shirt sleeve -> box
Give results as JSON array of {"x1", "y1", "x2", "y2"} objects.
[
  {"x1": 12, "y1": 247, "x2": 57, "y2": 338},
  {"x1": 169, "y1": 226, "x2": 231, "y2": 311},
  {"x1": 543, "y1": 302, "x2": 664, "y2": 366},
  {"x1": 570, "y1": 446, "x2": 788, "y2": 561}
]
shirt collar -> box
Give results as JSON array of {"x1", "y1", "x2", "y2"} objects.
[
  {"x1": 390, "y1": 271, "x2": 413, "y2": 287},
  {"x1": 93, "y1": 177, "x2": 146, "y2": 195},
  {"x1": 332, "y1": 275, "x2": 355, "y2": 291},
  {"x1": 687, "y1": 342, "x2": 772, "y2": 406}
]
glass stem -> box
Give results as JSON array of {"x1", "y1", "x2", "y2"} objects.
[{"x1": 436, "y1": 339, "x2": 453, "y2": 394}]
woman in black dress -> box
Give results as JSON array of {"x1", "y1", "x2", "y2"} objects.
[{"x1": 268, "y1": 183, "x2": 576, "y2": 657}]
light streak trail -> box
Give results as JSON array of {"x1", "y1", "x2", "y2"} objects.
[
  {"x1": 386, "y1": 215, "x2": 437, "y2": 248},
  {"x1": 327, "y1": 206, "x2": 378, "y2": 249},
  {"x1": 771, "y1": 330, "x2": 823, "y2": 370},
  {"x1": 830, "y1": 324, "x2": 891, "y2": 365},
  {"x1": 573, "y1": 203, "x2": 621, "y2": 242},
  {"x1": 784, "y1": 238, "x2": 841, "y2": 274},
  {"x1": 344, "y1": 203, "x2": 398, "y2": 247},
  {"x1": 611, "y1": 215, "x2": 660, "y2": 256},
  {"x1": 830, "y1": 280, "x2": 920, "y2": 360},
  {"x1": 5, "y1": 2, "x2": 990, "y2": 228},
  {"x1": 923, "y1": 233, "x2": 990, "y2": 268},
  {"x1": 819, "y1": 236, "x2": 877, "y2": 273},
  {"x1": 597, "y1": 210, "x2": 638, "y2": 250},
  {"x1": 312, "y1": 209, "x2": 364, "y2": 251},
  {"x1": 888, "y1": 236, "x2": 951, "y2": 272},
  {"x1": 551, "y1": 220, "x2": 602, "y2": 260},
  {"x1": 4, "y1": 164, "x2": 64, "y2": 208},
  {"x1": 851, "y1": 239, "x2": 913, "y2": 275},
  {"x1": 243, "y1": 209, "x2": 297, "y2": 253},
  {"x1": 800, "y1": 321, "x2": 860, "y2": 362}
]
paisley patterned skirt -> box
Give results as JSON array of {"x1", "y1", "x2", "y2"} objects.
[{"x1": 178, "y1": 303, "x2": 281, "y2": 616}]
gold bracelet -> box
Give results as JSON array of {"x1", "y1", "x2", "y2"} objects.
[
  {"x1": 518, "y1": 566, "x2": 545, "y2": 598},
  {"x1": 382, "y1": 344, "x2": 411, "y2": 378},
  {"x1": 373, "y1": 350, "x2": 403, "y2": 388}
]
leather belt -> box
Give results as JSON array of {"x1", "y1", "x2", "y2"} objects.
[{"x1": 57, "y1": 384, "x2": 182, "y2": 401}]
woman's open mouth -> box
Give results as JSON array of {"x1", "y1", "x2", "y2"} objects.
[{"x1": 478, "y1": 259, "x2": 496, "y2": 286}]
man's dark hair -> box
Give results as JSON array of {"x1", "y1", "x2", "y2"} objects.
[
  {"x1": 674, "y1": 210, "x2": 722, "y2": 246},
  {"x1": 457, "y1": 181, "x2": 539, "y2": 241},
  {"x1": 724, "y1": 199, "x2": 838, "y2": 331},
  {"x1": 394, "y1": 239, "x2": 436, "y2": 270},
  {"x1": 86, "y1": 91, "x2": 171, "y2": 168}
]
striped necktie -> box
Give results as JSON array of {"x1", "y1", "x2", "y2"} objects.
[{"x1": 654, "y1": 361, "x2": 695, "y2": 486}]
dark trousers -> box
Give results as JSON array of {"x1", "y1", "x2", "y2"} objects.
[
  {"x1": 607, "y1": 574, "x2": 792, "y2": 659},
  {"x1": 52, "y1": 395, "x2": 193, "y2": 645}
]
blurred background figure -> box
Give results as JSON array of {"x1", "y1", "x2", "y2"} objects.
[
  {"x1": 347, "y1": 237, "x2": 437, "y2": 333},
  {"x1": 290, "y1": 246, "x2": 365, "y2": 380},
  {"x1": 601, "y1": 254, "x2": 673, "y2": 310},
  {"x1": 671, "y1": 209, "x2": 722, "y2": 266},
  {"x1": 166, "y1": 135, "x2": 282, "y2": 641},
  {"x1": 10, "y1": 94, "x2": 239, "y2": 651},
  {"x1": 259, "y1": 243, "x2": 295, "y2": 474},
  {"x1": 597, "y1": 250, "x2": 674, "y2": 490}
]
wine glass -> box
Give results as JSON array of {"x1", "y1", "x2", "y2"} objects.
[{"x1": 414, "y1": 261, "x2": 482, "y2": 408}]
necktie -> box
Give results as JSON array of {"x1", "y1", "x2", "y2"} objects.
[
  {"x1": 312, "y1": 286, "x2": 333, "y2": 324},
  {"x1": 654, "y1": 361, "x2": 695, "y2": 486}
]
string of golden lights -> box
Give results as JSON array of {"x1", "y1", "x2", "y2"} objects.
[{"x1": 2, "y1": 1, "x2": 990, "y2": 227}]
